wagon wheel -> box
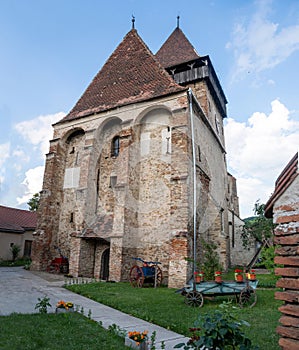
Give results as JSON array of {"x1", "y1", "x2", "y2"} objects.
[
  {"x1": 154, "y1": 265, "x2": 163, "y2": 287},
  {"x1": 239, "y1": 286, "x2": 257, "y2": 308},
  {"x1": 129, "y1": 265, "x2": 144, "y2": 288},
  {"x1": 184, "y1": 291, "x2": 204, "y2": 307}
]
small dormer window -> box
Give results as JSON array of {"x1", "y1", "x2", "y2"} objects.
[{"x1": 111, "y1": 136, "x2": 120, "y2": 157}]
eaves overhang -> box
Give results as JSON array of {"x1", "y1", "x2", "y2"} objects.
[{"x1": 166, "y1": 55, "x2": 227, "y2": 119}]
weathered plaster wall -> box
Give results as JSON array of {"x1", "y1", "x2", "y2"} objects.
[
  {"x1": 0, "y1": 231, "x2": 33, "y2": 260},
  {"x1": 32, "y1": 85, "x2": 238, "y2": 288}
]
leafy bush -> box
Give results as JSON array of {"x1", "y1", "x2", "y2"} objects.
[
  {"x1": 256, "y1": 246, "x2": 282, "y2": 273},
  {"x1": 197, "y1": 239, "x2": 222, "y2": 280},
  {"x1": 175, "y1": 302, "x2": 258, "y2": 349},
  {"x1": 35, "y1": 296, "x2": 51, "y2": 314},
  {"x1": 10, "y1": 244, "x2": 21, "y2": 261}
]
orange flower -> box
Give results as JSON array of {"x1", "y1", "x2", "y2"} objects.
[{"x1": 128, "y1": 330, "x2": 148, "y2": 344}]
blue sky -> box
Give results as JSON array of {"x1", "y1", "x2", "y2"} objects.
[{"x1": 0, "y1": 0, "x2": 298, "y2": 218}]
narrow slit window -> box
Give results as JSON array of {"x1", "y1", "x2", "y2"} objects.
[{"x1": 111, "y1": 136, "x2": 120, "y2": 157}]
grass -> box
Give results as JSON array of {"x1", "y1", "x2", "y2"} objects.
[
  {"x1": 66, "y1": 273, "x2": 282, "y2": 350},
  {"x1": 0, "y1": 271, "x2": 281, "y2": 349},
  {"x1": 0, "y1": 258, "x2": 31, "y2": 267},
  {"x1": 0, "y1": 312, "x2": 127, "y2": 350}
]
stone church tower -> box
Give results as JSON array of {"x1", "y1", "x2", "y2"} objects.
[{"x1": 31, "y1": 24, "x2": 241, "y2": 288}]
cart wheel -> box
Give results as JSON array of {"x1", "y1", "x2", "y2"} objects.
[
  {"x1": 155, "y1": 265, "x2": 163, "y2": 287},
  {"x1": 184, "y1": 291, "x2": 204, "y2": 307},
  {"x1": 129, "y1": 265, "x2": 144, "y2": 288},
  {"x1": 239, "y1": 286, "x2": 257, "y2": 308}
]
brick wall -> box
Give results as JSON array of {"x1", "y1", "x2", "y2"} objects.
[{"x1": 272, "y1": 184, "x2": 299, "y2": 349}]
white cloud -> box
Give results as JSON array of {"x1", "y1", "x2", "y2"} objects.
[
  {"x1": 16, "y1": 166, "x2": 45, "y2": 205},
  {"x1": 12, "y1": 147, "x2": 30, "y2": 162},
  {"x1": 0, "y1": 142, "x2": 10, "y2": 168},
  {"x1": 14, "y1": 112, "x2": 65, "y2": 158},
  {"x1": 12, "y1": 112, "x2": 65, "y2": 207},
  {"x1": 224, "y1": 99, "x2": 299, "y2": 218},
  {"x1": 0, "y1": 143, "x2": 10, "y2": 186},
  {"x1": 227, "y1": 0, "x2": 299, "y2": 80}
]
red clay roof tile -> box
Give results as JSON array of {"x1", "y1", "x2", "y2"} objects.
[
  {"x1": 155, "y1": 27, "x2": 200, "y2": 68},
  {"x1": 0, "y1": 205, "x2": 37, "y2": 232},
  {"x1": 60, "y1": 29, "x2": 184, "y2": 123}
]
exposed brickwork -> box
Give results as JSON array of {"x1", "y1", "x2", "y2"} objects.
[
  {"x1": 279, "y1": 315, "x2": 299, "y2": 327},
  {"x1": 279, "y1": 337, "x2": 299, "y2": 350},
  {"x1": 264, "y1": 152, "x2": 299, "y2": 350},
  {"x1": 31, "y1": 27, "x2": 243, "y2": 289},
  {"x1": 277, "y1": 214, "x2": 299, "y2": 224}
]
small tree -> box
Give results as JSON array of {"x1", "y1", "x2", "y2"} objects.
[
  {"x1": 27, "y1": 192, "x2": 40, "y2": 211},
  {"x1": 197, "y1": 239, "x2": 222, "y2": 280},
  {"x1": 10, "y1": 244, "x2": 21, "y2": 261},
  {"x1": 241, "y1": 200, "x2": 275, "y2": 248}
]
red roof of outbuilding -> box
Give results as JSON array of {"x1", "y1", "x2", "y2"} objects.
[
  {"x1": 0, "y1": 205, "x2": 37, "y2": 233},
  {"x1": 264, "y1": 152, "x2": 298, "y2": 218},
  {"x1": 59, "y1": 29, "x2": 184, "y2": 123},
  {"x1": 155, "y1": 27, "x2": 200, "y2": 68}
]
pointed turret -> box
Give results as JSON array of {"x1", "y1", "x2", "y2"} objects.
[
  {"x1": 60, "y1": 29, "x2": 184, "y2": 123},
  {"x1": 156, "y1": 26, "x2": 227, "y2": 119},
  {"x1": 156, "y1": 27, "x2": 200, "y2": 68}
]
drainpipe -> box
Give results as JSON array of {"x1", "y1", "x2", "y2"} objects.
[{"x1": 188, "y1": 88, "x2": 197, "y2": 290}]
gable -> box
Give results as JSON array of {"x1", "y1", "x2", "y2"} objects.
[{"x1": 58, "y1": 29, "x2": 184, "y2": 123}]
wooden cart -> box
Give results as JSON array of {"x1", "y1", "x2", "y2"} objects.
[
  {"x1": 129, "y1": 257, "x2": 163, "y2": 288},
  {"x1": 179, "y1": 279, "x2": 258, "y2": 308}
]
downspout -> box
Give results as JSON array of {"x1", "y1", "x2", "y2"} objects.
[{"x1": 188, "y1": 88, "x2": 197, "y2": 290}]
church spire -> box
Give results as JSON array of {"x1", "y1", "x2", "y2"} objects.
[
  {"x1": 177, "y1": 15, "x2": 180, "y2": 28},
  {"x1": 132, "y1": 15, "x2": 135, "y2": 29}
]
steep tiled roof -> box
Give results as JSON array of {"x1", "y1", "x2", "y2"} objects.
[
  {"x1": 155, "y1": 27, "x2": 200, "y2": 68},
  {"x1": 265, "y1": 152, "x2": 298, "y2": 218},
  {"x1": 60, "y1": 29, "x2": 184, "y2": 123},
  {"x1": 0, "y1": 205, "x2": 37, "y2": 233}
]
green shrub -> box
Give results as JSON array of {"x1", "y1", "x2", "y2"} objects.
[
  {"x1": 256, "y1": 246, "x2": 282, "y2": 273},
  {"x1": 10, "y1": 244, "x2": 21, "y2": 261},
  {"x1": 197, "y1": 239, "x2": 222, "y2": 280},
  {"x1": 175, "y1": 302, "x2": 258, "y2": 349},
  {"x1": 35, "y1": 296, "x2": 51, "y2": 314}
]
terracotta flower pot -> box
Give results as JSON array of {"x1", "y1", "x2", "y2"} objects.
[
  {"x1": 235, "y1": 274, "x2": 243, "y2": 282},
  {"x1": 125, "y1": 337, "x2": 149, "y2": 350},
  {"x1": 248, "y1": 273, "x2": 256, "y2": 281},
  {"x1": 195, "y1": 276, "x2": 201, "y2": 283},
  {"x1": 215, "y1": 275, "x2": 222, "y2": 283}
]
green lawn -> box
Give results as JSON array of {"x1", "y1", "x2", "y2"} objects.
[
  {"x1": 66, "y1": 274, "x2": 281, "y2": 350},
  {"x1": 0, "y1": 272, "x2": 281, "y2": 350},
  {"x1": 0, "y1": 312, "x2": 127, "y2": 350}
]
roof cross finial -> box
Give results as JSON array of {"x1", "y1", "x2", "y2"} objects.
[
  {"x1": 177, "y1": 15, "x2": 180, "y2": 28},
  {"x1": 132, "y1": 15, "x2": 135, "y2": 29}
]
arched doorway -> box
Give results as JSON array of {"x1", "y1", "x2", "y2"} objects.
[{"x1": 100, "y1": 248, "x2": 110, "y2": 280}]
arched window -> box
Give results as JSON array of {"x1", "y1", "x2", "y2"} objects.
[{"x1": 111, "y1": 136, "x2": 120, "y2": 157}]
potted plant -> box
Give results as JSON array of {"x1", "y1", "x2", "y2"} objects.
[
  {"x1": 246, "y1": 269, "x2": 256, "y2": 281},
  {"x1": 194, "y1": 271, "x2": 204, "y2": 283},
  {"x1": 125, "y1": 330, "x2": 149, "y2": 350},
  {"x1": 234, "y1": 269, "x2": 243, "y2": 282},
  {"x1": 214, "y1": 271, "x2": 222, "y2": 283},
  {"x1": 55, "y1": 300, "x2": 74, "y2": 313}
]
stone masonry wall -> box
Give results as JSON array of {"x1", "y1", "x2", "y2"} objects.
[{"x1": 272, "y1": 179, "x2": 299, "y2": 350}]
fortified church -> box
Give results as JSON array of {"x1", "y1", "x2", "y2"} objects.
[{"x1": 31, "y1": 21, "x2": 244, "y2": 288}]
